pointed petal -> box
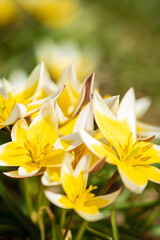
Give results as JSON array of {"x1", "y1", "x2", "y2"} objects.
[
  {"x1": 73, "y1": 102, "x2": 93, "y2": 132},
  {"x1": 45, "y1": 191, "x2": 73, "y2": 209},
  {"x1": 79, "y1": 130, "x2": 118, "y2": 165},
  {"x1": 26, "y1": 86, "x2": 65, "y2": 117},
  {"x1": 60, "y1": 132, "x2": 83, "y2": 151},
  {"x1": 14, "y1": 63, "x2": 43, "y2": 103},
  {"x1": 4, "y1": 168, "x2": 45, "y2": 178},
  {"x1": 54, "y1": 102, "x2": 69, "y2": 125},
  {"x1": 74, "y1": 153, "x2": 91, "y2": 187},
  {"x1": 136, "y1": 97, "x2": 151, "y2": 119},
  {"x1": 117, "y1": 88, "x2": 136, "y2": 140},
  {"x1": 27, "y1": 101, "x2": 58, "y2": 146},
  {"x1": 57, "y1": 63, "x2": 81, "y2": 116},
  {"x1": 72, "y1": 73, "x2": 95, "y2": 118},
  {"x1": 137, "y1": 121, "x2": 160, "y2": 139},
  {"x1": 137, "y1": 165, "x2": 160, "y2": 184},
  {"x1": 104, "y1": 95, "x2": 120, "y2": 116},
  {"x1": 0, "y1": 103, "x2": 27, "y2": 127},
  {"x1": 11, "y1": 119, "x2": 28, "y2": 141},
  {"x1": 118, "y1": 162, "x2": 148, "y2": 193},
  {"x1": 61, "y1": 154, "x2": 90, "y2": 201},
  {"x1": 93, "y1": 90, "x2": 133, "y2": 153},
  {"x1": 18, "y1": 166, "x2": 41, "y2": 176},
  {"x1": 86, "y1": 188, "x2": 121, "y2": 208}
]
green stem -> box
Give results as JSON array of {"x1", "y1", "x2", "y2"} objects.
[
  {"x1": 23, "y1": 178, "x2": 33, "y2": 217},
  {"x1": 83, "y1": 222, "x2": 112, "y2": 240},
  {"x1": 75, "y1": 222, "x2": 86, "y2": 240},
  {"x1": 62, "y1": 211, "x2": 75, "y2": 240},
  {"x1": 38, "y1": 206, "x2": 55, "y2": 240},
  {"x1": 60, "y1": 209, "x2": 67, "y2": 229},
  {"x1": 111, "y1": 206, "x2": 119, "y2": 240},
  {"x1": 99, "y1": 170, "x2": 119, "y2": 195},
  {"x1": 0, "y1": 179, "x2": 40, "y2": 239}
]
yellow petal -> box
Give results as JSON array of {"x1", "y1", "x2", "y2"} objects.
[
  {"x1": 118, "y1": 162, "x2": 148, "y2": 193},
  {"x1": 40, "y1": 149, "x2": 67, "y2": 167},
  {"x1": 93, "y1": 91, "x2": 134, "y2": 155},
  {"x1": 11, "y1": 119, "x2": 28, "y2": 142},
  {"x1": 42, "y1": 167, "x2": 61, "y2": 186},
  {"x1": 27, "y1": 101, "x2": 58, "y2": 146},
  {"x1": 137, "y1": 165, "x2": 160, "y2": 184},
  {"x1": 86, "y1": 188, "x2": 121, "y2": 208},
  {"x1": 79, "y1": 130, "x2": 118, "y2": 165},
  {"x1": 14, "y1": 63, "x2": 42, "y2": 103},
  {"x1": 0, "y1": 142, "x2": 30, "y2": 166},
  {"x1": 61, "y1": 153, "x2": 90, "y2": 202}
]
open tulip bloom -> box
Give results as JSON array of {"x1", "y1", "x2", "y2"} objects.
[
  {"x1": 80, "y1": 88, "x2": 160, "y2": 193},
  {"x1": 45, "y1": 154, "x2": 121, "y2": 221},
  {"x1": 0, "y1": 101, "x2": 68, "y2": 177}
]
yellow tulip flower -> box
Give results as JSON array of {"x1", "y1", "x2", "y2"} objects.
[
  {"x1": 1, "y1": 101, "x2": 67, "y2": 177},
  {"x1": 80, "y1": 89, "x2": 160, "y2": 193},
  {"x1": 45, "y1": 153, "x2": 121, "y2": 221}
]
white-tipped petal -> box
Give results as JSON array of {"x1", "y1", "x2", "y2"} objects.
[
  {"x1": 18, "y1": 166, "x2": 40, "y2": 177},
  {"x1": 93, "y1": 90, "x2": 116, "y2": 120},
  {"x1": 77, "y1": 210, "x2": 103, "y2": 222},
  {"x1": 104, "y1": 95, "x2": 120, "y2": 116},
  {"x1": 117, "y1": 88, "x2": 136, "y2": 140},
  {"x1": 73, "y1": 102, "x2": 93, "y2": 132},
  {"x1": 74, "y1": 154, "x2": 91, "y2": 185},
  {"x1": 136, "y1": 97, "x2": 152, "y2": 119},
  {"x1": 0, "y1": 103, "x2": 27, "y2": 127},
  {"x1": 45, "y1": 191, "x2": 73, "y2": 209}
]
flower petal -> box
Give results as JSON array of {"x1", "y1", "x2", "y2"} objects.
[
  {"x1": 14, "y1": 63, "x2": 43, "y2": 103},
  {"x1": 137, "y1": 121, "x2": 160, "y2": 139},
  {"x1": 0, "y1": 103, "x2": 27, "y2": 127},
  {"x1": 118, "y1": 162, "x2": 148, "y2": 193},
  {"x1": 104, "y1": 95, "x2": 120, "y2": 116},
  {"x1": 76, "y1": 208, "x2": 103, "y2": 222},
  {"x1": 45, "y1": 191, "x2": 73, "y2": 209},
  {"x1": 11, "y1": 119, "x2": 28, "y2": 142},
  {"x1": 117, "y1": 88, "x2": 136, "y2": 140},
  {"x1": 4, "y1": 168, "x2": 45, "y2": 178},
  {"x1": 18, "y1": 166, "x2": 41, "y2": 176},
  {"x1": 136, "y1": 97, "x2": 151, "y2": 119},
  {"x1": 79, "y1": 130, "x2": 118, "y2": 164},
  {"x1": 40, "y1": 149, "x2": 68, "y2": 167},
  {"x1": 93, "y1": 90, "x2": 133, "y2": 154},
  {"x1": 73, "y1": 102, "x2": 93, "y2": 132},
  {"x1": 42, "y1": 167, "x2": 61, "y2": 186},
  {"x1": 137, "y1": 165, "x2": 160, "y2": 184},
  {"x1": 27, "y1": 101, "x2": 58, "y2": 146},
  {"x1": 86, "y1": 188, "x2": 121, "y2": 208}
]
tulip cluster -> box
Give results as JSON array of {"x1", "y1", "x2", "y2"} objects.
[{"x1": 0, "y1": 62, "x2": 160, "y2": 238}]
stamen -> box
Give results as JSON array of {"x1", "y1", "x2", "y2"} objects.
[
  {"x1": 134, "y1": 154, "x2": 142, "y2": 159},
  {"x1": 140, "y1": 156, "x2": 151, "y2": 161},
  {"x1": 141, "y1": 143, "x2": 153, "y2": 152}
]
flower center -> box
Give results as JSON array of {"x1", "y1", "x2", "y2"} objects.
[
  {"x1": 24, "y1": 136, "x2": 52, "y2": 164},
  {"x1": 119, "y1": 134, "x2": 153, "y2": 166}
]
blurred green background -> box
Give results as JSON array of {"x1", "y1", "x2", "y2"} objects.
[{"x1": 1, "y1": 0, "x2": 160, "y2": 123}]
